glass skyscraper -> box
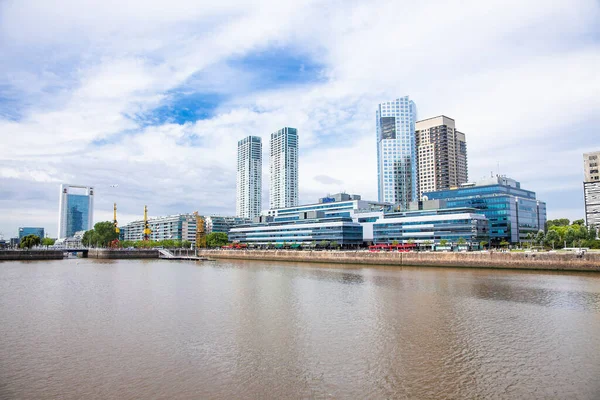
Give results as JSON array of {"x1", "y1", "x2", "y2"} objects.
[
  {"x1": 270, "y1": 127, "x2": 298, "y2": 209},
  {"x1": 58, "y1": 184, "x2": 94, "y2": 239},
  {"x1": 236, "y1": 136, "x2": 262, "y2": 219},
  {"x1": 376, "y1": 96, "x2": 417, "y2": 208}
]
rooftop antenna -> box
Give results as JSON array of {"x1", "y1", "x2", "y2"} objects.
[{"x1": 497, "y1": 161, "x2": 500, "y2": 177}]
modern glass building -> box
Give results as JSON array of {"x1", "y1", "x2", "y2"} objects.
[
  {"x1": 373, "y1": 207, "x2": 488, "y2": 246},
  {"x1": 204, "y1": 215, "x2": 252, "y2": 234},
  {"x1": 424, "y1": 176, "x2": 547, "y2": 244},
  {"x1": 236, "y1": 136, "x2": 262, "y2": 219},
  {"x1": 376, "y1": 96, "x2": 418, "y2": 208},
  {"x1": 229, "y1": 216, "x2": 363, "y2": 247},
  {"x1": 58, "y1": 184, "x2": 94, "y2": 239},
  {"x1": 262, "y1": 193, "x2": 392, "y2": 242},
  {"x1": 270, "y1": 127, "x2": 298, "y2": 209},
  {"x1": 18, "y1": 227, "x2": 45, "y2": 240}
]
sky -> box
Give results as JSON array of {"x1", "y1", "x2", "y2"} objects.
[{"x1": 1, "y1": 0, "x2": 599, "y2": 238}]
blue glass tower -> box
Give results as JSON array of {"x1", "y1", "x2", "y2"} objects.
[
  {"x1": 376, "y1": 96, "x2": 417, "y2": 209},
  {"x1": 58, "y1": 184, "x2": 94, "y2": 239}
]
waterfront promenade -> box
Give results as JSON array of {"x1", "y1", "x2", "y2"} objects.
[{"x1": 197, "y1": 249, "x2": 600, "y2": 272}]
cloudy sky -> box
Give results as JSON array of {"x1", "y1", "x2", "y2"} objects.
[{"x1": 1, "y1": 0, "x2": 599, "y2": 238}]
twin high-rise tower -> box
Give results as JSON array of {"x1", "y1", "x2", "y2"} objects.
[
  {"x1": 236, "y1": 127, "x2": 298, "y2": 218},
  {"x1": 376, "y1": 96, "x2": 468, "y2": 206}
]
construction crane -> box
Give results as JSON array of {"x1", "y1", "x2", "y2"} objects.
[
  {"x1": 193, "y1": 211, "x2": 206, "y2": 248},
  {"x1": 143, "y1": 205, "x2": 152, "y2": 241},
  {"x1": 113, "y1": 203, "x2": 120, "y2": 234}
]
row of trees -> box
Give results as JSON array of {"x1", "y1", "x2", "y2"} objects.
[
  {"x1": 18, "y1": 235, "x2": 55, "y2": 249},
  {"x1": 119, "y1": 239, "x2": 192, "y2": 249},
  {"x1": 525, "y1": 219, "x2": 599, "y2": 249}
]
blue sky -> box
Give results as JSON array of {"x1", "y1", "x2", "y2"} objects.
[{"x1": 1, "y1": 0, "x2": 600, "y2": 237}]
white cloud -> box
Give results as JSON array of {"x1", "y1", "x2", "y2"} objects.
[{"x1": 1, "y1": 0, "x2": 599, "y2": 237}]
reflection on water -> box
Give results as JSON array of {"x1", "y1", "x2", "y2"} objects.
[{"x1": 1, "y1": 259, "x2": 600, "y2": 399}]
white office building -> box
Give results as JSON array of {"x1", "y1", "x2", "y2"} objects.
[
  {"x1": 270, "y1": 127, "x2": 298, "y2": 209},
  {"x1": 236, "y1": 136, "x2": 262, "y2": 219},
  {"x1": 583, "y1": 151, "x2": 600, "y2": 227},
  {"x1": 376, "y1": 96, "x2": 418, "y2": 208},
  {"x1": 58, "y1": 184, "x2": 94, "y2": 239}
]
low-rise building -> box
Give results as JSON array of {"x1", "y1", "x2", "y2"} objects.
[
  {"x1": 18, "y1": 227, "x2": 45, "y2": 240},
  {"x1": 229, "y1": 216, "x2": 363, "y2": 248},
  {"x1": 583, "y1": 151, "x2": 600, "y2": 228},
  {"x1": 373, "y1": 208, "x2": 488, "y2": 246},
  {"x1": 204, "y1": 216, "x2": 252, "y2": 234},
  {"x1": 120, "y1": 214, "x2": 197, "y2": 242}
]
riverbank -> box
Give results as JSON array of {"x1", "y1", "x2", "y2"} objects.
[
  {"x1": 196, "y1": 249, "x2": 600, "y2": 272},
  {"x1": 88, "y1": 249, "x2": 158, "y2": 259},
  {"x1": 0, "y1": 250, "x2": 64, "y2": 261}
]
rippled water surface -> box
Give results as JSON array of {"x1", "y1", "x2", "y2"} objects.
[{"x1": 1, "y1": 259, "x2": 600, "y2": 399}]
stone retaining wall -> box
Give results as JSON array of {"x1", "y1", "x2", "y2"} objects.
[
  {"x1": 197, "y1": 250, "x2": 600, "y2": 272},
  {"x1": 88, "y1": 249, "x2": 159, "y2": 259},
  {"x1": 0, "y1": 250, "x2": 64, "y2": 260}
]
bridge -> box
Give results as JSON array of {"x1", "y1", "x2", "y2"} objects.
[{"x1": 158, "y1": 248, "x2": 208, "y2": 261}]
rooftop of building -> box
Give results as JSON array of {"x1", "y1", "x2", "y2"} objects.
[{"x1": 382, "y1": 207, "x2": 484, "y2": 219}]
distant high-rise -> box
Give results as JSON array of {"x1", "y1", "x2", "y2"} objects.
[
  {"x1": 376, "y1": 96, "x2": 417, "y2": 208},
  {"x1": 58, "y1": 184, "x2": 94, "y2": 239},
  {"x1": 236, "y1": 136, "x2": 262, "y2": 218},
  {"x1": 270, "y1": 127, "x2": 298, "y2": 209},
  {"x1": 415, "y1": 115, "x2": 468, "y2": 198},
  {"x1": 583, "y1": 151, "x2": 600, "y2": 228}
]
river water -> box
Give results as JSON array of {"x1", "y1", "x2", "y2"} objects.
[{"x1": 1, "y1": 259, "x2": 599, "y2": 399}]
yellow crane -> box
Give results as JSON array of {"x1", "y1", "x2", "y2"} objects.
[
  {"x1": 193, "y1": 211, "x2": 206, "y2": 248},
  {"x1": 143, "y1": 205, "x2": 152, "y2": 241},
  {"x1": 113, "y1": 203, "x2": 120, "y2": 234}
]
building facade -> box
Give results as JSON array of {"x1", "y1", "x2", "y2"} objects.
[
  {"x1": 583, "y1": 151, "x2": 600, "y2": 227},
  {"x1": 18, "y1": 227, "x2": 45, "y2": 240},
  {"x1": 204, "y1": 215, "x2": 252, "y2": 234},
  {"x1": 120, "y1": 214, "x2": 197, "y2": 242},
  {"x1": 415, "y1": 115, "x2": 468, "y2": 198},
  {"x1": 424, "y1": 176, "x2": 547, "y2": 244},
  {"x1": 58, "y1": 184, "x2": 94, "y2": 239},
  {"x1": 373, "y1": 208, "x2": 488, "y2": 246},
  {"x1": 270, "y1": 127, "x2": 298, "y2": 209},
  {"x1": 229, "y1": 216, "x2": 363, "y2": 247},
  {"x1": 376, "y1": 96, "x2": 418, "y2": 208},
  {"x1": 236, "y1": 136, "x2": 262, "y2": 219}
]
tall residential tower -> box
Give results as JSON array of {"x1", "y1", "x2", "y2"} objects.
[
  {"x1": 376, "y1": 96, "x2": 417, "y2": 208},
  {"x1": 270, "y1": 127, "x2": 298, "y2": 209},
  {"x1": 236, "y1": 136, "x2": 262, "y2": 219},
  {"x1": 58, "y1": 184, "x2": 94, "y2": 239},
  {"x1": 583, "y1": 151, "x2": 600, "y2": 228},
  {"x1": 415, "y1": 115, "x2": 468, "y2": 198}
]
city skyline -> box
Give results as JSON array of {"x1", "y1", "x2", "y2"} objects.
[{"x1": 1, "y1": 0, "x2": 599, "y2": 237}]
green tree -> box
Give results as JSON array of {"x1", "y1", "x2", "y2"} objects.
[
  {"x1": 391, "y1": 240, "x2": 399, "y2": 246},
  {"x1": 182, "y1": 240, "x2": 192, "y2": 249},
  {"x1": 572, "y1": 219, "x2": 585, "y2": 226},
  {"x1": 480, "y1": 241, "x2": 488, "y2": 250},
  {"x1": 457, "y1": 237, "x2": 466, "y2": 246},
  {"x1": 499, "y1": 240, "x2": 510, "y2": 248},
  {"x1": 19, "y1": 234, "x2": 41, "y2": 249},
  {"x1": 545, "y1": 230, "x2": 560, "y2": 249},
  {"x1": 440, "y1": 239, "x2": 448, "y2": 247},
  {"x1": 319, "y1": 240, "x2": 330, "y2": 248},
  {"x1": 82, "y1": 230, "x2": 96, "y2": 247},
  {"x1": 535, "y1": 230, "x2": 545, "y2": 246},
  {"x1": 423, "y1": 240, "x2": 433, "y2": 249},
  {"x1": 330, "y1": 241, "x2": 339, "y2": 249},
  {"x1": 42, "y1": 237, "x2": 56, "y2": 247},
  {"x1": 547, "y1": 218, "x2": 570, "y2": 229},
  {"x1": 93, "y1": 221, "x2": 120, "y2": 247},
  {"x1": 206, "y1": 232, "x2": 229, "y2": 248}
]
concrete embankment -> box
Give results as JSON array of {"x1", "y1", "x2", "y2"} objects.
[
  {"x1": 196, "y1": 250, "x2": 600, "y2": 272},
  {"x1": 88, "y1": 249, "x2": 159, "y2": 259},
  {"x1": 0, "y1": 250, "x2": 64, "y2": 261}
]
